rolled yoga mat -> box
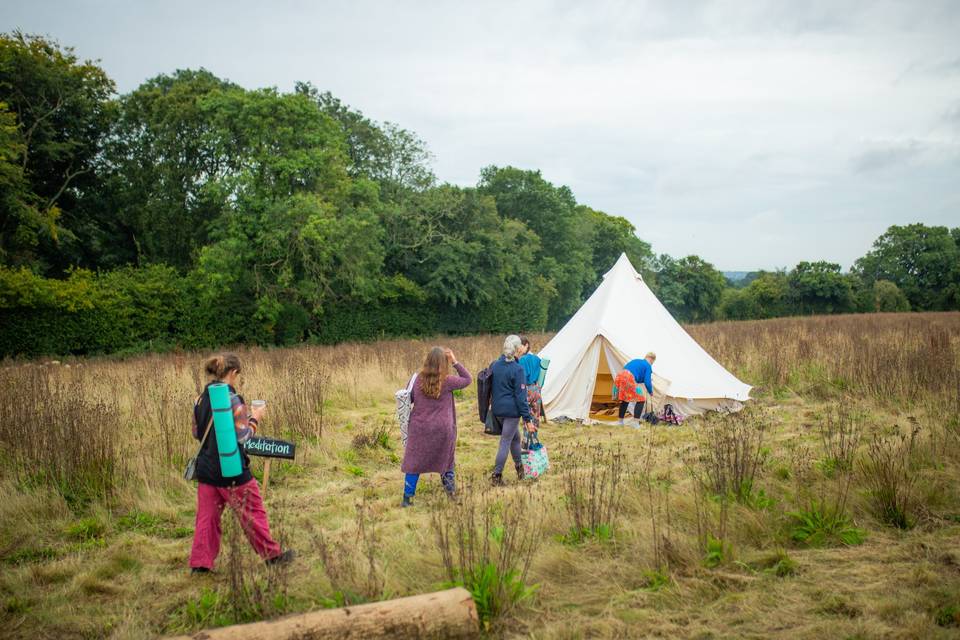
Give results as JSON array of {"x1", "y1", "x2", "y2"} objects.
[
  {"x1": 537, "y1": 358, "x2": 550, "y2": 387},
  {"x1": 208, "y1": 382, "x2": 242, "y2": 478}
]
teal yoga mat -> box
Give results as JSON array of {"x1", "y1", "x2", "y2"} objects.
[
  {"x1": 208, "y1": 383, "x2": 242, "y2": 478},
  {"x1": 537, "y1": 358, "x2": 550, "y2": 387}
]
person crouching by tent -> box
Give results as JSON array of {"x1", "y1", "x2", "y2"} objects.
[
  {"x1": 614, "y1": 352, "x2": 656, "y2": 427},
  {"x1": 401, "y1": 347, "x2": 471, "y2": 507},
  {"x1": 190, "y1": 353, "x2": 295, "y2": 573},
  {"x1": 519, "y1": 336, "x2": 543, "y2": 428},
  {"x1": 490, "y1": 335, "x2": 535, "y2": 485}
]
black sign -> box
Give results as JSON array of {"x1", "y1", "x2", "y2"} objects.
[{"x1": 243, "y1": 437, "x2": 296, "y2": 460}]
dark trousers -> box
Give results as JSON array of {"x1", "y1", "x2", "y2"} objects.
[
  {"x1": 494, "y1": 417, "x2": 523, "y2": 474},
  {"x1": 619, "y1": 400, "x2": 645, "y2": 419}
]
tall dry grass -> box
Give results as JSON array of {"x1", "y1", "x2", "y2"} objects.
[
  {"x1": 1, "y1": 315, "x2": 959, "y2": 639},
  {"x1": 690, "y1": 312, "x2": 960, "y2": 401}
]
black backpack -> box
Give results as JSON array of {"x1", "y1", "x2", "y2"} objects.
[
  {"x1": 476, "y1": 364, "x2": 493, "y2": 422},
  {"x1": 476, "y1": 362, "x2": 502, "y2": 436}
]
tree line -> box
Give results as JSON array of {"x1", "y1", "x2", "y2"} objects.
[{"x1": 1, "y1": 32, "x2": 958, "y2": 356}]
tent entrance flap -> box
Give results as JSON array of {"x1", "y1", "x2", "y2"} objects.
[{"x1": 588, "y1": 339, "x2": 625, "y2": 422}]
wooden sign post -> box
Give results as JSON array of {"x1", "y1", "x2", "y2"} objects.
[
  {"x1": 262, "y1": 459, "x2": 272, "y2": 494},
  {"x1": 242, "y1": 436, "x2": 296, "y2": 498}
]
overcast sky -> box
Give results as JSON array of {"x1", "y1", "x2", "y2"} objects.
[{"x1": 4, "y1": 0, "x2": 959, "y2": 270}]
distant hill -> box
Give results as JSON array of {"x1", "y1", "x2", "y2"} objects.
[{"x1": 723, "y1": 271, "x2": 752, "y2": 283}]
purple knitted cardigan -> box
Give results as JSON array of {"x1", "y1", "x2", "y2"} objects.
[{"x1": 401, "y1": 362, "x2": 472, "y2": 474}]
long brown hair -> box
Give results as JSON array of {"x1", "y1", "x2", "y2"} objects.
[
  {"x1": 204, "y1": 352, "x2": 242, "y2": 379},
  {"x1": 418, "y1": 347, "x2": 449, "y2": 399}
]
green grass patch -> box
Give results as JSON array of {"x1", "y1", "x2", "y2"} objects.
[
  {"x1": 116, "y1": 510, "x2": 191, "y2": 539},
  {"x1": 5, "y1": 546, "x2": 59, "y2": 565},
  {"x1": 748, "y1": 550, "x2": 798, "y2": 577},
  {"x1": 703, "y1": 534, "x2": 729, "y2": 568},
  {"x1": 4, "y1": 595, "x2": 30, "y2": 615},
  {"x1": 450, "y1": 562, "x2": 538, "y2": 631},
  {"x1": 788, "y1": 503, "x2": 866, "y2": 547},
  {"x1": 176, "y1": 588, "x2": 233, "y2": 630},
  {"x1": 558, "y1": 524, "x2": 614, "y2": 545},
  {"x1": 639, "y1": 569, "x2": 670, "y2": 591},
  {"x1": 936, "y1": 604, "x2": 960, "y2": 627},
  {"x1": 64, "y1": 517, "x2": 106, "y2": 542},
  {"x1": 739, "y1": 485, "x2": 775, "y2": 511}
]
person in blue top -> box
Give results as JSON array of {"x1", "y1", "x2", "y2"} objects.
[
  {"x1": 518, "y1": 336, "x2": 542, "y2": 429},
  {"x1": 615, "y1": 352, "x2": 656, "y2": 426},
  {"x1": 490, "y1": 334, "x2": 535, "y2": 485}
]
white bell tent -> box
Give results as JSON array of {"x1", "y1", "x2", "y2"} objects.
[{"x1": 539, "y1": 253, "x2": 751, "y2": 422}]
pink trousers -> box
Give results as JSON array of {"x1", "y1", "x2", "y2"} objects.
[{"x1": 189, "y1": 478, "x2": 281, "y2": 570}]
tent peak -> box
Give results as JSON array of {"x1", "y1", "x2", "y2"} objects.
[{"x1": 603, "y1": 252, "x2": 643, "y2": 281}]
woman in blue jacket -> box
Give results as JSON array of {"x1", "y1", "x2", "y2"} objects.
[{"x1": 490, "y1": 335, "x2": 535, "y2": 485}]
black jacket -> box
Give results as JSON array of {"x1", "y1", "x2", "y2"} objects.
[
  {"x1": 193, "y1": 382, "x2": 253, "y2": 487},
  {"x1": 477, "y1": 364, "x2": 494, "y2": 422}
]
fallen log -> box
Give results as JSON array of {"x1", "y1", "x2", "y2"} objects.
[{"x1": 164, "y1": 587, "x2": 479, "y2": 640}]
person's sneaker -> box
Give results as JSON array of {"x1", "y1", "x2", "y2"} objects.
[
  {"x1": 617, "y1": 419, "x2": 624, "y2": 426},
  {"x1": 515, "y1": 463, "x2": 525, "y2": 480},
  {"x1": 191, "y1": 567, "x2": 212, "y2": 575},
  {"x1": 401, "y1": 495, "x2": 414, "y2": 508},
  {"x1": 265, "y1": 549, "x2": 296, "y2": 567},
  {"x1": 490, "y1": 472, "x2": 504, "y2": 486}
]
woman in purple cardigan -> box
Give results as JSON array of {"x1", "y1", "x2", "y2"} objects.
[{"x1": 401, "y1": 346, "x2": 472, "y2": 506}]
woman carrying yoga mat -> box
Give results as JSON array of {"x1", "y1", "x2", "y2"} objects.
[{"x1": 189, "y1": 352, "x2": 295, "y2": 573}]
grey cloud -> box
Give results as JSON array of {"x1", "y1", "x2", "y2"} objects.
[
  {"x1": 2, "y1": 0, "x2": 960, "y2": 270},
  {"x1": 853, "y1": 142, "x2": 924, "y2": 173},
  {"x1": 946, "y1": 104, "x2": 960, "y2": 127}
]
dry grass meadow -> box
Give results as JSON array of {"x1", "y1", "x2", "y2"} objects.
[{"x1": 1, "y1": 312, "x2": 960, "y2": 639}]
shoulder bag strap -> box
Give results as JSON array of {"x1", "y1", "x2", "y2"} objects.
[{"x1": 194, "y1": 395, "x2": 214, "y2": 455}]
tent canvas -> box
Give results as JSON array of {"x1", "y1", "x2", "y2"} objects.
[{"x1": 540, "y1": 253, "x2": 751, "y2": 422}]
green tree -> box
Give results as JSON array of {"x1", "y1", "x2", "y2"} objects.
[
  {"x1": 581, "y1": 205, "x2": 655, "y2": 289},
  {"x1": 854, "y1": 223, "x2": 960, "y2": 311},
  {"x1": 0, "y1": 102, "x2": 35, "y2": 265},
  {"x1": 299, "y1": 84, "x2": 435, "y2": 202},
  {"x1": 200, "y1": 87, "x2": 351, "y2": 203},
  {"x1": 105, "y1": 69, "x2": 240, "y2": 268},
  {"x1": 478, "y1": 166, "x2": 593, "y2": 327},
  {"x1": 722, "y1": 271, "x2": 791, "y2": 319},
  {"x1": 655, "y1": 255, "x2": 727, "y2": 323},
  {"x1": 787, "y1": 261, "x2": 853, "y2": 315},
  {"x1": 192, "y1": 87, "x2": 382, "y2": 342},
  {"x1": 381, "y1": 184, "x2": 546, "y2": 314},
  {"x1": 749, "y1": 271, "x2": 790, "y2": 318},
  {"x1": 872, "y1": 280, "x2": 910, "y2": 312},
  {"x1": 719, "y1": 287, "x2": 758, "y2": 320},
  {"x1": 0, "y1": 32, "x2": 115, "y2": 272}
]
